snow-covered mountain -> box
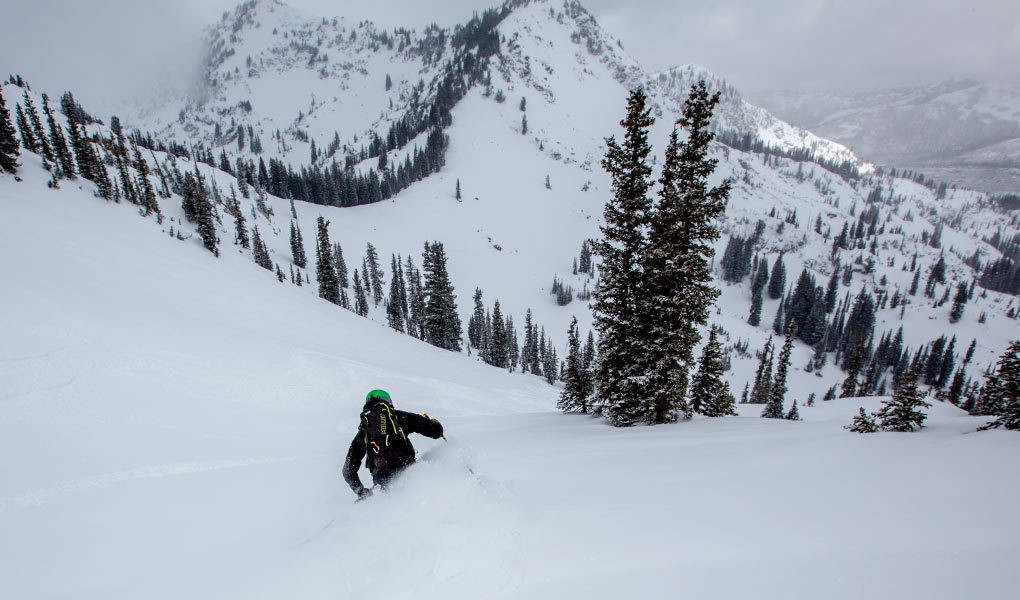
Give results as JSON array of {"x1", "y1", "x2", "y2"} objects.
[
  {"x1": 133, "y1": 0, "x2": 863, "y2": 175},
  {"x1": 3, "y1": 0, "x2": 1020, "y2": 596},
  {"x1": 753, "y1": 80, "x2": 1020, "y2": 194}
]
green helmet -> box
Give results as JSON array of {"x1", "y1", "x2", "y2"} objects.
[{"x1": 365, "y1": 389, "x2": 392, "y2": 407}]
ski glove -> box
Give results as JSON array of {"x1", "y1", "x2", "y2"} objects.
[{"x1": 357, "y1": 487, "x2": 373, "y2": 501}]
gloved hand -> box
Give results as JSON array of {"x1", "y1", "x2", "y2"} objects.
[
  {"x1": 357, "y1": 487, "x2": 373, "y2": 501},
  {"x1": 424, "y1": 412, "x2": 444, "y2": 438}
]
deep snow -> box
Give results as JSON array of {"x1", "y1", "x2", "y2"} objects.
[{"x1": 2, "y1": 157, "x2": 1019, "y2": 599}]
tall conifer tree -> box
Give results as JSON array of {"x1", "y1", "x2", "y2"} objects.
[
  {"x1": 592, "y1": 88, "x2": 655, "y2": 425},
  {"x1": 314, "y1": 216, "x2": 341, "y2": 305},
  {"x1": 642, "y1": 80, "x2": 730, "y2": 424},
  {"x1": 0, "y1": 87, "x2": 18, "y2": 173}
]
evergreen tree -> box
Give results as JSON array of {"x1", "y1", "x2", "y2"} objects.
[
  {"x1": 840, "y1": 339, "x2": 867, "y2": 398},
  {"x1": 558, "y1": 317, "x2": 590, "y2": 412},
  {"x1": 768, "y1": 253, "x2": 786, "y2": 300},
  {"x1": 290, "y1": 221, "x2": 307, "y2": 268},
  {"x1": 845, "y1": 407, "x2": 878, "y2": 433},
  {"x1": 251, "y1": 225, "x2": 272, "y2": 270},
  {"x1": 749, "y1": 336, "x2": 774, "y2": 404},
  {"x1": 406, "y1": 258, "x2": 426, "y2": 339},
  {"x1": 748, "y1": 257, "x2": 769, "y2": 326},
  {"x1": 0, "y1": 87, "x2": 18, "y2": 173},
  {"x1": 15, "y1": 102, "x2": 36, "y2": 153},
  {"x1": 690, "y1": 326, "x2": 736, "y2": 416},
  {"x1": 365, "y1": 242, "x2": 384, "y2": 306},
  {"x1": 908, "y1": 268, "x2": 920, "y2": 296},
  {"x1": 875, "y1": 367, "x2": 930, "y2": 431},
  {"x1": 132, "y1": 142, "x2": 160, "y2": 216},
  {"x1": 772, "y1": 297, "x2": 785, "y2": 336},
  {"x1": 488, "y1": 300, "x2": 508, "y2": 368},
  {"x1": 422, "y1": 241, "x2": 462, "y2": 351},
  {"x1": 353, "y1": 269, "x2": 369, "y2": 316},
  {"x1": 785, "y1": 400, "x2": 800, "y2": 421},
  {"x1": 824, "y1": 269, "x2": 839, "y2": 313},
  {"x1": 592, "y1": 87, "x2": 655, "y2": 425},
  {"x1": 468, "y1": 288, "x2": 485, "y2": 350},
  {"x1": 233, "y1": 204, "x2": 249, "y2": 248},
  {"x1": 978, "y1": 341, "x2": 1020, "y2": 431},
  {"x1": 455, "y1": 178, "x2": 461, "y2": 200},
  {"x1": 386, "y1": 260, "x2": 405, "y2": 333},
  {"x1": 948, "y1": 282, "x2": 968, "y2": 323},
  {"x1": 542, "y1": 337, "x2": 558, "y2": 385},
  {"x1": 65, "y1": 114, "x2": 92, "y2": 181},
  {"x1": 187, "y1": 170, "x2": 218, "y2": 255},
  {"x1": 763, "y1": 323, "x2": 795, "y2": 418},
  {"x1": 41, "y1": 94, "x2": 73, "y2": 177},
  {"x1": 22, "y1": 91, "x2": 52, "y2": 162},
  {"x1": 641, "y1": 80, "x2": 730, "y2": 425},
  {"x1": 333, "y1": 242, "x2": 349, "y2": 287},
  {"x1": 314, "y1": 216, "x2": 341, "y2": 305}
]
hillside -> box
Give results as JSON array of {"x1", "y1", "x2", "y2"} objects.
[
  {"x1": 2, "y1": 0, "x2": 1020, "y2": 595},
  {"x1": 3, "y1": 155, "x2": 1019, "y2": 599}
]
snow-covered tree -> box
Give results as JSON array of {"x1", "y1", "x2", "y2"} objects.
[
  {"x1": 875, "y1": 367, "x2": 930, "y2": 432},
  {"x1": 978, "y1": 341, "x2": 1020, "y2": 431},
  {"x1": 0, "y1": 87, "x2": 19, "y2": 174},
  {"x1": 690, "y1": 326, "x2": 736, "y2": 417}
]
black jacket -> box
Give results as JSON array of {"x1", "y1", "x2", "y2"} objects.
[{"x1": 342, "y1": 406, "x2": 443, "y2": 494}]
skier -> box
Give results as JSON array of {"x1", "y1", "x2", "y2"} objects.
[{"x1": 342, "y1": 389, "x2": 444, "y2": 499}]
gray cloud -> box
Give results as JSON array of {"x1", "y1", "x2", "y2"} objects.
[{"x1": 2, "y1": 0, "x2": 1017, "y2": 115}]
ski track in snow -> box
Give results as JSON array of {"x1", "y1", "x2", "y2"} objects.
[{"x1": 0, "y1": 455, "x2": 320, "y2": 512}]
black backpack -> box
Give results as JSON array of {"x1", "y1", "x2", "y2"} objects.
[{"x1": 361, "y1": 401, "x2": 412, "y2": 467}]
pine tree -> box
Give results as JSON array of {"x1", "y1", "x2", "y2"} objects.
[
  {"x1": 187, "y1": 170, "x2": 218, "y2": 255},
  {"x1": 978, "y1": 341, "x2": 1020, "y2": 431},
  {"x1": 234, "y1": 202, "x2": 249, "y2": 248},
  {"x1": 422, "y1": 241, "x2": 462, "y2": 351},
  {"x1": 785, "y1": 400, "x2": 800, "y2": 421},
  {"x1": 353, "y1": 269, "x2": 369, "y2": 316},
  {"x1": 488, "y1": 300, "x2": 508, "y2": 368},
  {"x1": 333, "y1": 242, "x2": 349, "y2": 288},
  {"x1": 949, "y1": 282, "x2": 968, "y2": 323},
  {"x1": 749, "y1": 257, "x2": 769, "y2": 326},
  {"x1": 558, "y1": 317, "x2": 589, "y2": 413},
  {"x1": 365, "y1": 242, "x2": 384, "y2": 306},
  {"x1": 15, "y1": 102, "x2": 36, "y2": 153},
  {"x1": 132, "y1": 142, "x2": 160, "y2": 216},
  {"x1": 23, "y1": 91, "x2": 52, "y2": 162},
  {"x1": 749, "y1": 336, "x2": 774, "y2": 404},
  {"x1": 468, "y1": 288, "x2": 485, "y2": 350},
  {"x1": 875, "y1": 367, "x2": 930, "y2": 431},
  {"x1": 251, "y1": 226, "x2": 272, "y2": 270},
  {"x1": 690, "y1": 326, "x2": 736, "y2": 416},
  {"x1": 455, "y1": 178, "x2": 461, "y2": 200},
  {"x1": 386, "y1": 259, "x2": 405, "y2": 333},
  {"x1": 0, "y1": 87, "x2": 19, "y2": 173},
  {"x1": 845, "y1": 407, "x2": 878, "y2": 433},
  {"x1": 824, "y1": 269, "x2": 839, "y2": 313},
  {"x1": 592, "y1": 87, "x2": 655, "y2": 425},
  {"x1": 768, "y1": 253, "x2": 786, "y2": 300},
  {"x1": 314, "y1": 216, "x2": 341, "y2": 305},
  {"x1": 42, "y1": 94, "x2": 73, "y2": 177},
  {"x1": 290, "y1": 221, "x2": 307, "y2": 268},
  {"x1": 763, "y1": 323, "x2": 795, "y2": 418},
  {"x1": 840, "y1": 339, "x2": 867, "y2": 398},
  {"x1": 641, "y1": 80, "x2": 730, "y2": 424}
]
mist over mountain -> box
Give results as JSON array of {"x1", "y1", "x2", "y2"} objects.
[{"x1": 753, "y1": 80, "x2": 1020, "y2": 195}]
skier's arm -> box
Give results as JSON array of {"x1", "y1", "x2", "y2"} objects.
[
  {"x1": 342, "y1": 430, "x2": 368, "y2": 495},
  {"x1": 397, "y1": 410, "x2": 444, "y2": 439}
]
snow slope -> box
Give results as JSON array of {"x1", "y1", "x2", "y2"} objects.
[{"x1": 3, "y1": 164, "x2": 1020, "y2": 599}]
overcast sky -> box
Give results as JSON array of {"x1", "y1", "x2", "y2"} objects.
[{"x1": 2, "y1": 0, "x2": 1018, "y2": 111}]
